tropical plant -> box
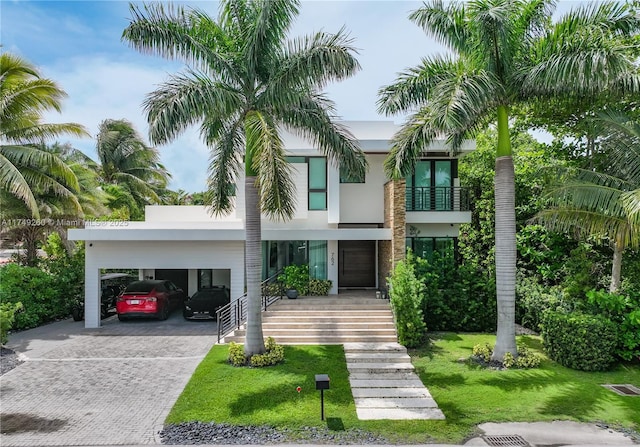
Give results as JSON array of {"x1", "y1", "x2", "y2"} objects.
[
  {"x1": 123, "y1": 0, "x2": 366, "y2": 355},
  {"x1": 534, "y1": 111, "x2": 640, "y2": 292},
  {"x1": 377, "y1": 0, "x2": 640, "y2": 360},
  {"x1": 95, "y1": 119, "x2": 170, "y2": 220},
  {"x1": 0, "y1": 52, "x2": 88, "y2": 218},
  {"x1": 122, "y1": 0, "x2": 366, "y2": 355}
]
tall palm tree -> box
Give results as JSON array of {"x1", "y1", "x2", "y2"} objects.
[
  {"x1": 535, "y1": 111, "x2": 640, "y2": 293},
  {"x1": 95, "y1": 119, "x2": 170, "y2": 220},
  {"x1": 122, "y1": 0, "x2": 367, "y2": 355},
  {"x1": 378, "y1": 0, "x2": 639, "y2": 360},
  {"x1": 0, "y1": 52, "x2": 88, "y2": 218}
]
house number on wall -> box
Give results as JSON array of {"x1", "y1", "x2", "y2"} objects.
[{"x1": 331, "y1": 252, "x2": 335, "y2": 266}]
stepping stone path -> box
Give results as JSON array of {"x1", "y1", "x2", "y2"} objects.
[{"x1": 344, "y1": 342, "x2": 445, "y2": 420}]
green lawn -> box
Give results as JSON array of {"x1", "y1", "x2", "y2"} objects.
[{"x1": 167, "y1": 334, "x2": 640, "y2": 444}]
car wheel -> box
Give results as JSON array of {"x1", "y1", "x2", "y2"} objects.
[
  {"x1": 117, "y1": 314, "x2": 128, "y2": 322},
  {"x1": 72, "y1": 307, "x2": 83, "y2": 322},
  {"x1": 159, "y1": 304, "x2": 169, "y2": 321}
]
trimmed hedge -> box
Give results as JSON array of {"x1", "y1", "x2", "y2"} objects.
[{"x1": 541, "y1": 311, "x2": 618, "y2": 371}]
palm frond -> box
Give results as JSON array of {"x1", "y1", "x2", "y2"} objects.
[
  {"x1": 409, "y1": 0, "x2": 470, "y2": 54},
  {"x1": 275, "y1": 92, "x2": 367, "y2": 180},
  {"x1": 144, "y1": 70, "x2": 243, "y2": 145},
  {"x1": 205, "y1": 116, "x2": 245, "y2": 216},
  {"x1": 270, "y1": 28, "x2": 360, "y2": 93},
  {"x1": 0, "y1": 150, "x2": 39, "y2": 217},
  {"x1": 123, "y1": 3, "x2": 238, "y2": 81},
  {"x1": 245, "y1": 110, "x2": 296, "y2": 220}
]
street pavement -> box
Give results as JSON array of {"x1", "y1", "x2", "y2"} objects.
[{"x1": 0, "y1": 315, "x2": 637, "y2": 447}]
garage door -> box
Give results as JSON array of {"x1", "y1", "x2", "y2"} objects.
[{"x1": 338, "y1": 240, "x2": 376, "y2": 288}]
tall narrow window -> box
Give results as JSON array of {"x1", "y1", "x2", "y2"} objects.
[{"x1": 308, "y1": 157, "x2": 327, "y2": 210}]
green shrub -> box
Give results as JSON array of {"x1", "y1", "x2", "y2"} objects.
[
  {"x1": 388, "y1": 259, "x2": 426, "y2": 348},
  {"x1": 472, "y1": 343, "x2": 492, "y2": 362},
  {"x1": 516, "y1": 274, "x2": 563, "y2": 332},
  {"x1": 228, "y1": 337, "x2": 285, "y2": 367},
  {"x1": 0, "y1": 302, "x2": 23, "y2": 345},
  {"x1": 412, "y1": 252, "x2": 496, "y2": 332},
  {"x1": 278, "y1": 264, "x2": 309, "y2": 295},
  {"x1": 472, "y1": 342, "x2": 540, "y2": 369},
  {"x1": 541, "y1": 311, "x2": 618, "y2": 371},
  {"x1": 0, "y1": 263, "x2": 72, "y2": 330},
  {"x1": 585, "y1": 289, "x2": 640, "y2": 362},
  {"x1": 308, "y1": 279, "x2": 332, "y2": 296}
]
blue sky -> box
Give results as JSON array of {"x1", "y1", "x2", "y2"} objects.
[{"x1": 1, "y1": 1, "x2": 577, "y2": 192}]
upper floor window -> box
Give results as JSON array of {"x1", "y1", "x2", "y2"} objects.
[
  {"x1": 406, "y1": 159, "x2": 457, "y2": 211},
  {"x1": 286, "y1": 156, "x2": 327, "y2": 210}
]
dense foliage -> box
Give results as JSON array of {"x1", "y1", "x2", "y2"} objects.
[
  {"x1": 0, "y1": 234, "x2": 84, "y2": 330},
  {"x1": 228, "y1": 337, "x2": 285, "y2": 367},
  {"x1": 0, "y1": 302, "x2": 23, "y2": 344},
  {"x1": 411, "y1": 252, "x2": 497, "y2": 332},
  {"x1": 541, "y1": 311, "x2": 619, "y2": 371},
  {"x1": 388, "y1": 259, "x2": 426, "y2": 348}
]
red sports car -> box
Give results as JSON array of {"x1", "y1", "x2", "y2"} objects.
[{"x1": 116, "y1": 280, "x2": 185, "y2": 321}]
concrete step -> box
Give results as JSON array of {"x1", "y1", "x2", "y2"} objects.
[
  {"x1": 262, "y1": 322, "x2": 396, "y2": 330},
  {"x1": 354, "y1": 397, "x2": 439, "y2": 408},
  {"x1": 225, "y1": 335, "x2": 399, "y2": 345},
  {"x1": 347, "y1": 362, "x2": 414, "y2": 373},
  {"x1": 351, "y1": 388, "x2": 432, "y2": 398},
  {"x1": 343, "y1": 342, "x2": 406, "y2": 353},
  {"x1": 349, "y1": 378, "x2": 426, "y2": 388},
  {"x1": 265, "y1": 310, "x2": 393, "y2": 317},
  {"x1": 345, "y1": 352, "x2": 411, "y2": 363},
  {"x1": 356, "y1": 407, "x2": 445, "y2": 420},
  {"x1": 348, "y1": 372, "x2": 418, "y2": 380},
  {"x1": 263, "y1": 314, "x2": 394, "y2": 321}
]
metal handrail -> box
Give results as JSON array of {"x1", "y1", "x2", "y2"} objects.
[
  {"x1": 216, "y1": 270, "x2": 284, "y2": 343},
  {"x1": 406, "y1": 186, "x2": 471, "y2": 212}
]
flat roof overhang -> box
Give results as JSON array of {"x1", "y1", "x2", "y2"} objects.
[{"x1": 68, "y1": 227, "x2": 392, "y2": 241}]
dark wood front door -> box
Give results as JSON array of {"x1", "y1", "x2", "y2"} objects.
[{"x1": 338, "y1": 240, "x2": 376, "y2": 288}]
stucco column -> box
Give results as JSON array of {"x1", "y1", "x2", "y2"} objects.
[{"x1": 84, "y1": 243, "x2": 101, "y2": 329}]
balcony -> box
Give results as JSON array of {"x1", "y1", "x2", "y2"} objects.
[{"x1": 406, "y1": 187, "x2": 471, "y2": 212}]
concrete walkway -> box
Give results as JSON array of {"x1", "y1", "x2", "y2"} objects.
[{"x1": 344, "y1": 342, "x2": 445, "y2": 420}]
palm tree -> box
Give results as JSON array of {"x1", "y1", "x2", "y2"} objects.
[
  {"x1": 535, "y1": 111, "x2": 640, "y2": 293},
  {"x1": 377, "y1": 0, "x2": 639, "y2": 360},
  {"x1": 95, "y1": 119, "x2": 170, "y2": 220},
  {"x1": 122, "y1": 0, "x2": 367, "y2": 355},
  {"x1": 0, "y1": 52, "x2": 88, "y2": 218}
]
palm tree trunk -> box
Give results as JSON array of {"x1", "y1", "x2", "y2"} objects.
[
  {"x1": 610, "y1": 238, "x2": 623, "y2": 294},
  {"x1": 492, "y1": 155, "x2": 518, "y2": 361},
  {"x1": 244, "y1": 174, "x2": 266, "y2": 356}
]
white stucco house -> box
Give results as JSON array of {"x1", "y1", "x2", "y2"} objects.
[{"x1": 69, "y1": 121, "x2": 474, "y2": 328}]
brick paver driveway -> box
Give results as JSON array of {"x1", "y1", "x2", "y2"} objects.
[{"x1": 0, "y1": 313, "x2": 217, "y2": 446}]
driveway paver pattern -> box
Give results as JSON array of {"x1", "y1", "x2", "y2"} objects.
[{"x1": 0, "y1": 314, "x2": 217, "y2": 446}]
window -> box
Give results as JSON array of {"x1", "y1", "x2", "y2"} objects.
[
  {"x1": 286, "y1": 156, "x2": 327, "y2": 210},
  {"x1": 405, "y1": 237, "x2": 457, "y2": 260},
  {"x1": 340, "y1": 164, "x2": 365, "y2": 183},
  {"x1": 308, "y1": 157, "x2": 327, "y2": 210},
  {"x1": 406, "y1": 160, "x2": 456, "y2": 211},
  {"x1": 262, "y1": 240, "x2": 328, "y2": 280}
]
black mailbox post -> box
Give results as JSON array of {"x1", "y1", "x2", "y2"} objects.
[{"x1": 315, "y1": 374, "x2": 330, "y2": 420}]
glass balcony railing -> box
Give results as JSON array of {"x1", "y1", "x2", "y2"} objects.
[{"x1": 406, "y1": 186, "x2": 471, "y2": 212}]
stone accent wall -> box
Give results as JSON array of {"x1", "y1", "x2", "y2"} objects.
[{"x1": 378, "y1": 179, "x2": 406, "y2": 289}]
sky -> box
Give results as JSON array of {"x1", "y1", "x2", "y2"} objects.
[{"x1": 1, "y1": 0, "x2": 579, "y2": 193}]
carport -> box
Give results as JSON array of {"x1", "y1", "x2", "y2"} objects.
[{"x1": 68, "y1": 224, "x2": 246, "y2": 328}]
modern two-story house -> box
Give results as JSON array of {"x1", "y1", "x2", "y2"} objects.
[{"x1": 69, "y1": 121, "x2": 474, "y2": 328}]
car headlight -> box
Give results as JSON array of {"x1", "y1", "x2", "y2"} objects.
[{"x1": 185, "y1": 305, "x2": 191, "y2": 311}]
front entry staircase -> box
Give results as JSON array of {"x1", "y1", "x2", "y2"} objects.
[
  {"x1": 223, "y1": 293, "x2": 397, "y2": 345},
  {"x1": 221, "y1": 291, "x2": 445, "y2": 420}
]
